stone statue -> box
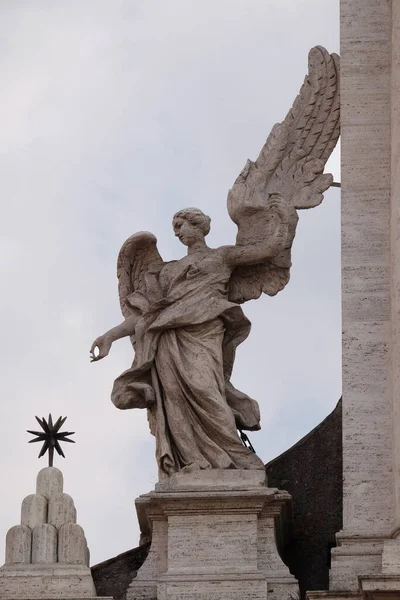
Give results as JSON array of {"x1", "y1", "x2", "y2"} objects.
[{"x1": 90, "y1": 46, "x2": 340, "y2": 477}]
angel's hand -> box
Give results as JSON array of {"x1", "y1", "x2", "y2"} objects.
[
  {"x1": 90, "y1": 335, "x2": 112, "y2": 362},
  {"x1": 268, "y1": 194, "x2": 289, "y2": 224}
]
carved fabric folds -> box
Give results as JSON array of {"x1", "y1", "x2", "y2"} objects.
[{"x1": 111, "y1": 249, "x2": 264, "y2": 475}]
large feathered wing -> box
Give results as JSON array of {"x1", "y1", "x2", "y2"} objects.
[
  {"x1": 117, "y1": 232, "x2": 164, "y2": 341},
  {"x1": 115, "y1": 232, "x2": 164, "y2": 432},
  {"x1": 228, "y1": 46, "x2": 340, "y2": 304}
]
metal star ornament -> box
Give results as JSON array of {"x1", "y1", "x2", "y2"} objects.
[{"x1": 27, "y1": 415, "x2": 75, "y2": 467}]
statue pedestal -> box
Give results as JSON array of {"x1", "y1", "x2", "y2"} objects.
[{"x1": 127, "y1": 470, "x2": 298, "y2": 600}]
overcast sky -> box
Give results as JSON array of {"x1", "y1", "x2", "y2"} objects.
[{"x1": 0, "y1": 0, "x2": 340, "y2": 566}]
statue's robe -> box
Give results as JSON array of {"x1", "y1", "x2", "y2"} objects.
[{"x1": 112, "y1": 248, "x2": 264, "y2": 475}]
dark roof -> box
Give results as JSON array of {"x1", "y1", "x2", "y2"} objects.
[
  {"x1": 266, "y1": 398, "x2": 342, "y2": 598},
  {"x1": 92, "y1": 542, "x2": 150, "y2": 600}
]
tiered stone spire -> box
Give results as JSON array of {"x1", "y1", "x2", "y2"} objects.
[{"x1": 0, "y1": 467, "x2": 101, "y2": 599}]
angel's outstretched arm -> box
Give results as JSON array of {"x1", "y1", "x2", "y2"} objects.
[
  {"x1": 224, "y1": 195, "x2": 289, "y2": 268},
  {"x1": 90, "y1": 313, "x2": 138, "y2": 362}
]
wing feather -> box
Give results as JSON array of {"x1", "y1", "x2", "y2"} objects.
[
  {"x1": 228, "y1": 46, "x2": 340, "y2": 304},
  {"x1": 117, "y1": 232, "x2": 164, "y2": 320}
]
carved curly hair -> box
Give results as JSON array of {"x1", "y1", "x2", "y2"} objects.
[{"x1": 172, "y1": 207, "x2": 211, "y2": 236}]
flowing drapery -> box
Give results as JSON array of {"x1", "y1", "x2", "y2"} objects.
[{"x1": 111, "y1": 250, "x2": 264, "y2": 474}]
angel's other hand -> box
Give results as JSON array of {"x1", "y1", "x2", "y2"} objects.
[
  {"x1": 90, "y1": 335, "x2": 112, "y2": 362},
  {"x1": 268, "y1": 194, "x2": 288, "y2": 223}
]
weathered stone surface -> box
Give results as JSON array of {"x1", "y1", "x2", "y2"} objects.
[
  {"x1": 157, "y1": 576, "x2": 268, "y2": 600},
  {"x1": 90, "y1": 47, "x2": 339, "y2": 478},
  {"x1": 168, "y1": 512, "x2": 257, "y2": 574},
  {"x1": 0, "y1": 563, "x2": 99, "y2": 598},
  {"x1": 32, "y1": 523, "x2": 57, "y2": 564},
  {"x1": 36, "y1": 466, "x2": 63, "y2": 499},
  {"x1": 392, "y1": 0, "x2": 400, "y2": 544},
  {"x1": 127, "y1": 471, "x2": 298, "y2": 600},
  {"x1": 327, "y1": 0, "x2": 400, "y2": 594},
  {"x1": 1, "y1": 463, "x2": 100, "y2": 597},
  {"x1": 5, "y1": 525, "x2": 31, "y2": 565},
  {"x1": 331, "y1": 538, "x2": 383, "y2": 592},
  {"x1": 155, "y1": 468, "x2": 266, "y2": 492},
  {"x1": 359, "y1": 574, "x2": 400, "y2": 599},
  {"x1": 340, "y1": 0, "x2": 393, "y2": 538},
  {"x1": 306, "y1": 593, "x2": 359, "y2": 600},
  {"x1": 59, "y1": 523, "x2": 88, "y2": 565},
  {"x1": 21, "y1": 494, "x2": 47, "y2": 529},
  {"x1": 382, "y1": 539, "x2": 400, "y2": 574},
  {"x1": 48, "y1": 493, "x2": 77, "y2": 529}
]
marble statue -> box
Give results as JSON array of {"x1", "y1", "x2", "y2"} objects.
[{"x1": 90, "y1": 46, "x2": 340, "y2": 477}]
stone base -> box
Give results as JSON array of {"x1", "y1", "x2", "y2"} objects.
[
  {"x1": 359, "y1": 574, "x2": 400, "y2": 599},
  {"x1": 326, "y1": 534, "x2": 400, "y2": 598},
  {"x1": 0, "y1": 563, "x2": 106, "y2": 599},
  {"x1": 306, "y1": 594, "x2": 360, "y2": 600},
  {"x1": 329, "y1": 535, "x2": 384, "y2": 591},
  {"x1": 307, "y1": 577, "x2": 400, "y2": 600},
  {"x1": 128, "y1": 470, "x2": 298, "y2": 600}
]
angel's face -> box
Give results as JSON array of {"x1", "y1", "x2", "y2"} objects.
[{"x1": 173, "y1": 217, "x2": 204, "y2": 247}]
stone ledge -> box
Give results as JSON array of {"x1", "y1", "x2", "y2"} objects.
[
  {"x1": 157, "y1": 572, "x2": 267, "y2": 582},
  {"x1": 306, "y1": 593, "x2": 360, "y2": 599},
  {"x1": 155, "y1": 469, "x2": 267, "y2": 491},
  {"x1": 0, "y1": 563, "x2": 97, "y2": 599},
  {"x1": 135, "y1": 484, "x2": 292, "y2": 553},
  {"x1": 0, "y1": 564, "x2": 94, "y2": 576},
  {"x1": 359, "y1": 573, "x2": 400, "y2": 597}
]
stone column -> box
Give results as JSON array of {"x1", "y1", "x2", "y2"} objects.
[
  {"x1": 330, "y1": 0, "x2": 400, "y2": 593},
  {"x1": 390, "y1": 0, "x2": 400, "y2": 539}
]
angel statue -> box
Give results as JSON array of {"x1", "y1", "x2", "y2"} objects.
[{"x1": 90, "y1": 46, "x2": 340, "y2": 477}]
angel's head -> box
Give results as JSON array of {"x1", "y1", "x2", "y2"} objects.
[{"x1": 172, "y1": 208, "x2": 211, "y2": 247}]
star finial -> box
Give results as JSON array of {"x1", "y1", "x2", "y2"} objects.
[{"x1": 27, "y1": 415, "x2": 75, "y2": 467}]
